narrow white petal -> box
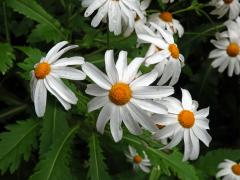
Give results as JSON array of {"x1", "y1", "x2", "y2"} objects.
[
  {"x1": 84, "y1": 0, "x2": 106, "y2": 17},
  {"x1": 189, "y1": 130, "x2": 200, "y2": 160},
  {"x1": 116, "y1": 51, "x2": 128, "y2": 81},
  {"x1": 82, "y1": 62, "x2": 111, "y2": 90},
  {"x1": 195, "y1": 107, "x2": 210, "y2": 119},
  {"x1": 52, "y1": 56, "x2": 84, "y2": 67},
  {"x1": 152, "y1": 114, "x2": 177, "y2": 126},
  {"x1": 96, "y1": 103, "x2": 112, "y2": 134},
  {"x1": 34, "y1": 80, "x2": 47, "y2": 117},
  {"x1": 51, "y1": 67, "x2": 86, "y2": 80},
  {"x1": 154, "y1": 123, "x2": 179, "y2": 139},
  {"x1": 137, "y1": 34, "x2": 167, "y2": 49},
  {"x1": 110, "y1": 106, "x2": 123, "y2": 142},
  {"x1": 183, "y1": 129, "x2": 191, "y2": 161},
  {"x1": 150, "y1": 22, "x2": 174, "y2": 44},
  {"x1": 46, "y1": 75, "x2": 77, "y2": 104},
  {"x1": 192, "y1": 126, "x2": 212, "y2": 147},
  {"x1": 91, "y1": 1, "x2": 108, "y2": 27},
  {"x1": 161, "y1": 128, "x2": 184, "y2": 149},
  {"x1": 161, "y1": 97, "x2": 183, "y2": 114},
  {"x1": 181, "y1": 88, "x2": 193, "y2": 110},
  {"x1": 88, "y1": 96, "x2": 108, "y2": 112},
  {"x1": 105, "y1": 50, "x2": 118, "y2": 84},
  {"x1": 195, "y1": 118, "x2": 210, "y2": 130},
  {"x1": 139, "y1": 164, "x2": 150, "y2": 173},
  {"x1": 45, "y1": 41, "x2": 68, "y2": 60},
  {"x1": 85, "y1": 84, "x2": 108, "y2": 96},
  {"x1": 130, "y1": 70, "x2": 158, "y2": 87}
]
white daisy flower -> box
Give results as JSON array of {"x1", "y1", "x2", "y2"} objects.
[
  {"x1": 162, "y1": 0, "x2": 175, "y2": 3},
  {"x1": 216, "y1": 159, "x2": 240, "y2": 180},
  {"x1": 82, "y1": 0, "x2": 144, "y2": 35},
  {"x1": 224, "y1": 17, "x2": 240, "y2": 41},
  {"x1": 125, "y1": 145, "x2": 151, "y2": 173},
  {"x1": 124, "y1": 0, "x2": 151, "y2": 37},
  {"x1": 31, "y1": 41, "x2": 86, "y2": 117},
  {"x1": 209, "y1": 0, "x2": 240, "y2": 20},
  {"x1": 82, "y1": 50, "x2": 174, "y2": 142},
  {"x1": 138, "y1": 23, "x2": 184, "y2": 86},
  {"x1": 153, "y1": 88, "x2": 212, "y2": 161},
  {"x1": 149, "y1": 11, "x2": 184, "y2": 37},
  {"x1": 209, "y1": 31, "x2": 240, "y2": 77}
]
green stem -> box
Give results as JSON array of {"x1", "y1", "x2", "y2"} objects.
[
  {"x1": 0, "y1": 104, "x2": 28, "y2": 120},
  {"x1": 3, "y1": 2, "x2": 10, "y2": 43},
  {"x1": 172, "y1": 3, "x2": 206, "y2": 15}
]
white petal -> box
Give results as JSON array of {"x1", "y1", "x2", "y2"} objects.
[
  {"x1": 88, "y1": 96, "x2": 108, "y2": 112},
  {"x1": 127, "y1": 103, "x2": 158, "y2": 132},
  {"x1": 161, "y1": 128, "x2": 184, "y2": 149},
  {"x1": 30, "y1": 73, "x2": 37, "y2": 101},
  {"x1": 139, "y1": 164, "x2": 150, "y2": 173},
  {"x1": 145, "y1": 50, "x2": 170, "y2": 65},
  {"x1": 216, "y1": 169, "x2": 231, "y2": 178},
  {"x1": 51, "y1": 67, "x2": 86, "y2": 80},
  {"x1": 157, "y1": 60, "x2": 174, "y2": 85},
  {"x1": 124, "y1": 57, "x2": 145, "y2": 83},
  {"x1": 116, "y1": 51, "x2": 128, "y2": 81},
  {"x1": 96, "y1": 103, "x2": 112, "y2": 134},
  {"x1": 161, "y1": 97, "x2": 183, "y2": 114},
  {"x1": 183, "y1": 129, "x2": 191, "y2": 161},
  {"x1": 131, "y1": 98, "x2": 167, "y2": 114},
  {"x1": 45, "y1": 41, "x2": 68, "y2": 60},
  {"x1": 189, "y1": 129, "x2": 200, "y2": 160},
  {"x1": 52, "y1": 56, "x2": 84, "y2": 67},
  {"x1": 45, "y1": 75, "x2": 77, "y2": 104},
  {"x1": 85, "y1": 84, "x2": 108, "y2": 96},
  {"x1": 120, "y1": 106, "x2": 142, "y2": 135},
  {"x1": 132, "y1": 86, "x2": 174, "y2": 99},
  {"x1": 82, "y1": 62, "x2": 111, "y2": 90},
  {"x1": 192, "y1": 126, "x2": 212, "y2": 147},
  {"x1": 130, "y1": 70, "x2": 158, "y2": 87},
  {"x1": 169, "y1": 60, "x2": 181, "y2": 86},
  {"x1": 152, "y1": 114, "x2": 177, "y2": 126},
  {"x1": 154, "y1": 123, "x2": 179, "y2": 139},
  {"x1": 137, "y1": 34, "x2": 167, "y2": 49},
  {"x1": 48, "y1": 45, "x2": 78, "y2": 64},
  {"x1": 195, "y1": 107, "x2": 210, "y2": 119},
  {"x1": 105, "y1": 50, "x2": 118, "y2": 84},
  {"x1": 150, "y1": 22, "x2": 174, "y2": 44},
  {"x1": 110, "y1": 106, "x2": 123, "y2": 142},
  {"x1": 181, "y1": 88, "x2": 193, "y2": 110},
  {"x1": 34, "y1": 80, "x2": 47, "y2": 117},
  {"x1": 84, "y1": 0, "x2": 106, "y2": 17},
  {"x1": 195, "y1": 118, "x2": 210, "y2": 130},
  {"x1": 43, "y1": 79, "x2": 71, "y2": 110},
  {"x1": 91, "y1": 1, "x2": 109, "y2": 27}
]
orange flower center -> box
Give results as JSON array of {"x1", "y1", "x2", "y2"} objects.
[
  {"x1": 159, "y1": 11, "x2": 173, "y2": 22},
  {"x1": 34, "y1": 62, "x2": 51, "y2": 79},
  {"x1": 178, "y1": 110, "x2": 195, "y2": 128},
  {"x1": 224, "y1": 0, "x2": 233, "y2": 4},
  {"x1": 133, "y1": 155, "x2": 142, "y2": 164},
  {"x1": 232, "y1": 164, "x2": 240, "y2": 176},
  {"x1": 168, "y1": 44, "x2": 180, "y2": 59},
  {"x1": 226, "y1": 43, "x2": 239, "y2": 57},
  {"x1": 156, "y1": 124, "x2": 165, "y2": 129},
  {"x1": 109, "y1": 83, "x2": 132, "y2": 105}
]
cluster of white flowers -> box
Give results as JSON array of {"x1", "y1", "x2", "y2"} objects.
[
  {"x1": 30, "y1": 0, "x2": 238, "y2": 175},
  {"x1": 209, "y1": 0, "x2": 240, "y2": 77}
]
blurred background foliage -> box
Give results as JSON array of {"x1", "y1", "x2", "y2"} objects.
[{"x1": 0, "y1": 0, "x2": 239, "y2": 179}]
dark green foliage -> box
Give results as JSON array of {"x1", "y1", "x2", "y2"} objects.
[
  {"x1": 0, "y1": 43, "x2": 15, "y2": 74},
  {"x1": 0, "y1": 119, "x2": 39, "y2": 174}
]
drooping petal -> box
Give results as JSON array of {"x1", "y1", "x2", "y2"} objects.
[
  {"x1": 52, "y1": 56, "x2": 84, "y2": 67},
  {"x1": 105, "y1": 50, "x2": 118, "y2": 84},
  {"x1": 45, "y1": 41, "x2": 68, "y2": 60},
  {"x1": 88, "y1": 96, "x2": 109, "y2": 112},
  {"x1": 34, "y1": 80, "x2": 47, "y2": 117},
  {"x1": 110, "y1": 106, "x2": 123, "y2": 142},
  {"x1": 85, "y1": 84, "x2": 108, "y2": 96},
  {"x1": 96, "y1": 103, "x2": 112, "y2": 134},
  {"x1": 51, "y1": 67, "x2": 86, "y2": 80},
  {"x1": 181, "y1": 88, "x2": 193, "y2": 110},
  {"x1": 130, "y1": 70, "x2": 158, "y2": 87}
]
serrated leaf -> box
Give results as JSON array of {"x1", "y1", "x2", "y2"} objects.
[
  {"x1": 0, "y1": 119, "x2": 40, "y2": 174},
  {"x1": 30, "y1": 125, "x2": 79, "y2": 180},
  {"x1": 17, "y1": 46, "x2": 43, "y2": 80},
  {"x1": 122, "y1": 133, "x2": 199, "y2": 180},
  {"x1": 39, "y1": 99, "x2": 70, "y2": 156},
  {"x1": 28, "y1": 23, "x2": 64, "y2": 43},
  {"x1": 6, "y1": 0, "x2": 67, "y2": 42},
  {"x1": 149, "y1": 165, "x2": 161, "y2": 180},
  {"x1": 88, "y1": 134, "x2": 111, "y2": 180},
  {"x1": 195, "y1": 149, "x2": 240, "y2": 176},
  {"x1": 0, "y1": 43, "x2": 15, "y2": 74}
]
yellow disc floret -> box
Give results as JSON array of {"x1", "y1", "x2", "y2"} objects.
[
  {"x1": 34, "y1": 62, "x2": 51, "y2": 79},
  {"x1": 109, "y1": 83, "x2": 132, "y2": 105},
  {"x1": 224, "y1": 0, "x2": 233, "y2": 4},
  {"x1": 226, "y1": 43, "x2": 239, "y2": 57},
  {"x1": 168, "y1": 44, "x2": 180, "y2": 59},
  {"x1": 133, "y1": 155, "x2": 142, "y2": 164},
  {"x1": 178, "y1": 110, "x2": 195, "y2": 128},
  {"x1": 160, "y1": 11, "x2": 173, "y2": 22},
  {"x1": 232, "y1": 164, "x2": 240, "y2": 176}
]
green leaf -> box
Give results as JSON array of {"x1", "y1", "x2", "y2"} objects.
[
  {"x1": 122, "y1": 133, "x2": 199, "y2": 180},
  {"x1": 6, "y1": 0, "x2": 67, "y2": 42},
  {"x1": 17, "y1": 46, "x2": 43, "y2": 80},
  {"x1": 0, "y1": 43, "x2": 15, "y2": 74},
  {"x1": 0, "y1": 119, "x2": 40, "y2": 174},
  {"x1": 195, "y1": 149, "x2": 240, "y2": 177},
  {"x1": 149, "y1": 165, "x2": 161, "y2": 180},
  {"x1": 29, "y1": 125, "x2": 79, "y2": 180},
  {"x1": 39, "y1": 100, "x2": 70, "y2": 157},
  {"x1": 88, "y1": 134, "x2": 111, "y2": 180}
]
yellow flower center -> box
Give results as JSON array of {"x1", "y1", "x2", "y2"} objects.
[
  {"x1": 156, "y1": 124, "x2": 165, "y2": 129},
  {"x1": 224, "y1": 0, "x2": 233, "y2": 4},
  {"x1": 226, "y1": 43, "x2": 239, "y2": 57},
  {"x1": 168, "y1": 44, "x2": 180, "y2": 59},
  {"x1": 109, "y1": 83, "x2": 132, "y2": 105},
  {"x1": 133, "y1": 155, "x2": 142, "y2": 164},
  {"x1": 232, "y1": 164, "x2": 240, "y2": 176},
  {"x1": 178, "y1": 110, "x2": 195, "y2": 128},
  {"x1": 34, "y1": 62, "x2": 51, "y2": 79},
  {"x1": 159, "y1": 11, "x2": 173, "y2": 22}
]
